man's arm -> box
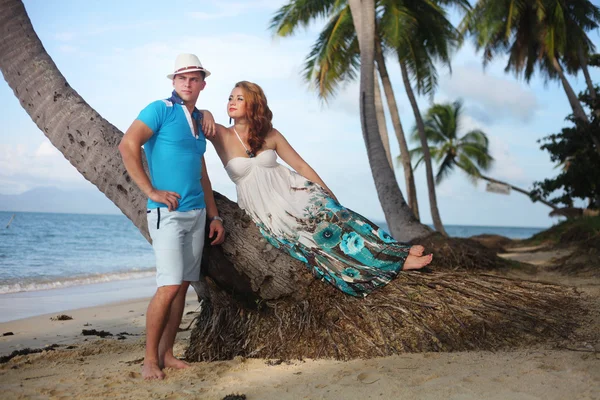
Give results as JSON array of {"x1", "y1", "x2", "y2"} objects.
[
  {"x1": 118, "y1": 120, "x2": 181, "y2": 211},
  {"x1": 200, "y1": 157, "x2": 225, "y2": 245}
]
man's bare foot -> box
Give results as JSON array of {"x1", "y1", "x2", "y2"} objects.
[
  {"x1": 403, "y1": 254, "x2": 433, "y2": 270},
  {"x1": 409, "y1": 245, "x2": 424, "y2": 256},
  {"x1": 142, "y1": 360, "x2": 165, "y2": 380},
  {"x1": 163, "y1": 354, "x2": 190, "y2": 370}
]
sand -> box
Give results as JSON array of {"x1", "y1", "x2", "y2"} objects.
[{"x1": 1, "y1": 246, "x2": 599, "y2": 400}]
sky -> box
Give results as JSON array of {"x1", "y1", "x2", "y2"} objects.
[{"x1": 1, "y1": 0, "x2": 599, "y2": 228}]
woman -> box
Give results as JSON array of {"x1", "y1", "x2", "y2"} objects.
[{"x1": 209, "y1": 81, "x2": 432, "y2": 297}]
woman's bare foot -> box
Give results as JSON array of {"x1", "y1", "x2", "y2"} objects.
[
  {"x1": 409, "y1": 245, "x2": 424, "y2": 256},
  {"x1": 163, "y1": 354, "x2": 190, "y2": 370},
  {"x1": 403, "y1": 254, "x2": 433, "y2": 270},
  {"x1": 142, "y1": 361, "x2": 165, "y2": 380}
]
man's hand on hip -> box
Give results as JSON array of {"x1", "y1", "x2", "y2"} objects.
[{"x1": 148, "y1": 189, "x2": 181, "y2": 211}]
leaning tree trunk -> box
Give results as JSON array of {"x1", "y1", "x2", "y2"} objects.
[
  {"x1": 375, "y1": 39, "x2": 420, "y2": 221},
  {"x1": 2, "y1": 0, "x2": 584, "y2": 363},
  {"x1": 0, "y1": 0, "x2": 331, "y2": 302},
  {"x1": 578, "y1": 46, "x2": 596, "y2": 102},
  {"x1": 477, "y1": 174, "x2": 560, "y2": 212},
  {"x1": 399, "y1": 58, "x2": 448, "y2": 236},
  {"x1": 552, "y1": 57, "x2": 600, "y2": 156},
  {"x1": 374, "y1": 69, "x2": 393, "y2": 169},
  {"x1": 552, "y1": 57, "x2": 590, "y2": 125},
  {"x1": 346, "y1": 0, "x2": 429, "y2": 242}
]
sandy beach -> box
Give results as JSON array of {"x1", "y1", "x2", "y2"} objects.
[{"x1": 1, "y1": 244, "x2": 599, "y2": 400}]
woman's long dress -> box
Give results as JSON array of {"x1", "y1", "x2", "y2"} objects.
[{"x1": 225, "y1": 150, "x2": 411, "y2": 297}]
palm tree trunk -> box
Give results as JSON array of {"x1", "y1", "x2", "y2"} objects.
[
  {"x1": 374, "y1": 69, "x2": 393, "y2": 169},
  {"x1": 399, "y1": 57, "x2": 447, "y2": 236},
  {"x1": 374, "y1": 39, "x2": 420, "y2": 221},
  {"x1": 552, "y1": 58, "x2": 600, "y2": 156},
  {"x1": 478, "y1": 174, "x2": 559, "y2": 211},
  {"x1": 578, "y1": 46, "x2": 596, "y2": 102},
  {"x1": 551, "y1": 57, "x2": 590, "y2": 124},
  {"x1": 348, "y1": 0, "x2": 430, "y2": 241}
]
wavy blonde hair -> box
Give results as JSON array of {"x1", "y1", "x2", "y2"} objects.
[{"x1": 234, "y1": 81, "x2": 273, "y2": 154}]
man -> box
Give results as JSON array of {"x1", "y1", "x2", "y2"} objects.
[{"x1": 119, "y1": 53, "x2": 225, "y2": 380}]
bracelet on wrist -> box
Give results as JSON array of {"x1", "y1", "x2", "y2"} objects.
[{"x1": 210, "y1": 216, "x2": 223, "y2": 223}]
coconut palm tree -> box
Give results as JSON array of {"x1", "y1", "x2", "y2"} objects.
[
  {"x1": 546, "y1": 0, "x2": 599, "y2": 100},
  {"x1": 271, "y1": 2, "x2": 422, "y2": 221},
  {"x1": 411, "y1": 100, "x2": 560, "y2": 211},
  {"x1": 271, "y1": 0, "x2": 470, "y2": 235},
  {"x1": 383, "y1": 0, "x2": 466, "y2": 236},
  {"x1": 462, "y1": 0, "x2": 600, "y2": 150}
]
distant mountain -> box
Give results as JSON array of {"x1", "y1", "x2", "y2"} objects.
[{"x1": 0, "y1": 187, "x2": 121, "y2": 215}]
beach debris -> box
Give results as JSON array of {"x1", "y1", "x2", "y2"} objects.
[
  {"x1": 3, "y1": 332, "x2": 14, "y2": 336},
  {"x1": 222, "y1": 394, "x2": 247, "y2": 400},
  {"x1": 50, "y1": 314, "x2": 73, "y2": 321},
  {"x1": 265, "y1": 358, "x2": 291, "y2": 366},
  {"x1": 123, "y1": 357, "x2": 144, "y2": 366},
  {"x1": 83, "y1": 323, "x2": 91, "y2": 326},
  {"x1": 81, "y1": 329, "x2": 112, "y2": 338},
  {"x1": 0, "y1": 344, "x2": 60, "y2": 364}
]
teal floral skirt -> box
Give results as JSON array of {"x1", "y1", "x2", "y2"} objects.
[{"x1": 253, "y1": 180, "x2": 411, "y2": 297}]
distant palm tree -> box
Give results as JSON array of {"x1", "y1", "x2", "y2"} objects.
[
  {"x1": 410, "y1": 100, "x2": 560, "y2": 211},
  {"x1": 462, "y1": 0, "x2": 600, "y2": 152}
]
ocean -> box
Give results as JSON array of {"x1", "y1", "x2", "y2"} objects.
[{"x1": 0, "y1": 211, "x2": 545, "y2": 322}]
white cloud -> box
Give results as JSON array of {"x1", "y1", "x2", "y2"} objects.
[
  {"x1": 440, "y1": 64, "x2": 540, "y2": 123},
  {"x1": 0, "y1": 141, "x2": 88, "y2": 194},
  {"x1": 34, "y1": 141, "x2": 60, "y2": 157},
  {"x1": 487, "y1": 136, "x2": 528, "y2": 184}
]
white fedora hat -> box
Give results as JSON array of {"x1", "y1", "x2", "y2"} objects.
[{"x1": 167, "y1": 53, "x2": 211, "y2": 79}]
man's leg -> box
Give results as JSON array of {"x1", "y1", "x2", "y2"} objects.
[
  {"x1": 158, "y1": 280, "x2": 191, "y2": 369},
  {"x1": 142, "y1": 284, "x2": 180, "y2": 380},
  {"x1": 157, "y1": 209, "x2": 206, "y2": 369}
]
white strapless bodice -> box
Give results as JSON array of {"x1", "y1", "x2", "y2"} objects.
[{"x1": 224, "y1": 150, "x2": 315, "y2": 240}]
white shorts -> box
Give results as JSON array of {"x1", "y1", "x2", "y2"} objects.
[{"x1": 147, "y1": 208, "x2": 206, "y2": 287}]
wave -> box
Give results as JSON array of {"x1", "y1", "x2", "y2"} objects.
[{"x1": 0, "y1": 269, "x2": 156, "y2": 294}]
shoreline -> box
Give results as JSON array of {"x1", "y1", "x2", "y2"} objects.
[
  {"x1": 0, "y1": 276, "x2": 164, "y2": 324},
  {"x1": 0, "y1": 289, "x2": 200, "y2": 355}
]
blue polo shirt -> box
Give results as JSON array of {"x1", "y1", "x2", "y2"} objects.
[{"x1": 137, "y1": 99, "x2": 206, "y2": 211}]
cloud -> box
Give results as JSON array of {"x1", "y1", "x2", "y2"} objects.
[
  {"x1": 440, "y1": 64, "x2": 540, "y2": 123},
  {"x1": 487, "y1": 136, "x2": 528, "y2": 184},
  {"x1": 0, "y1": 141, "x2": 88, "y2": 194}
]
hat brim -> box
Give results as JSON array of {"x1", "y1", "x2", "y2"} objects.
[{"x1": 167, "y1": 67, "x2": 211, "y2": 79}]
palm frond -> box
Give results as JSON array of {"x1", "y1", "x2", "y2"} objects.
[{"x1": 269, "y1": 0, "x2": 342, "y2": 37}]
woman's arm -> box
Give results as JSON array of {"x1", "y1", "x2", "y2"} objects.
[{"x1": 273, "y1": 129, "x2": 338, "y2": 201}]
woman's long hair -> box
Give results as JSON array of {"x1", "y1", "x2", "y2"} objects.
[{"x1": 234, "y1": 81, "x2": 273, "y2": 154}]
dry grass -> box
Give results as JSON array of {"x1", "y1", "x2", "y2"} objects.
[{"x1": 186, "y1": 270, "x2": 582, "y2": 361}]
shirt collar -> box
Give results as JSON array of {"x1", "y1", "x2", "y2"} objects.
[{"x1": 167, "y1": 90, "x2": 202, "y2": 120}]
